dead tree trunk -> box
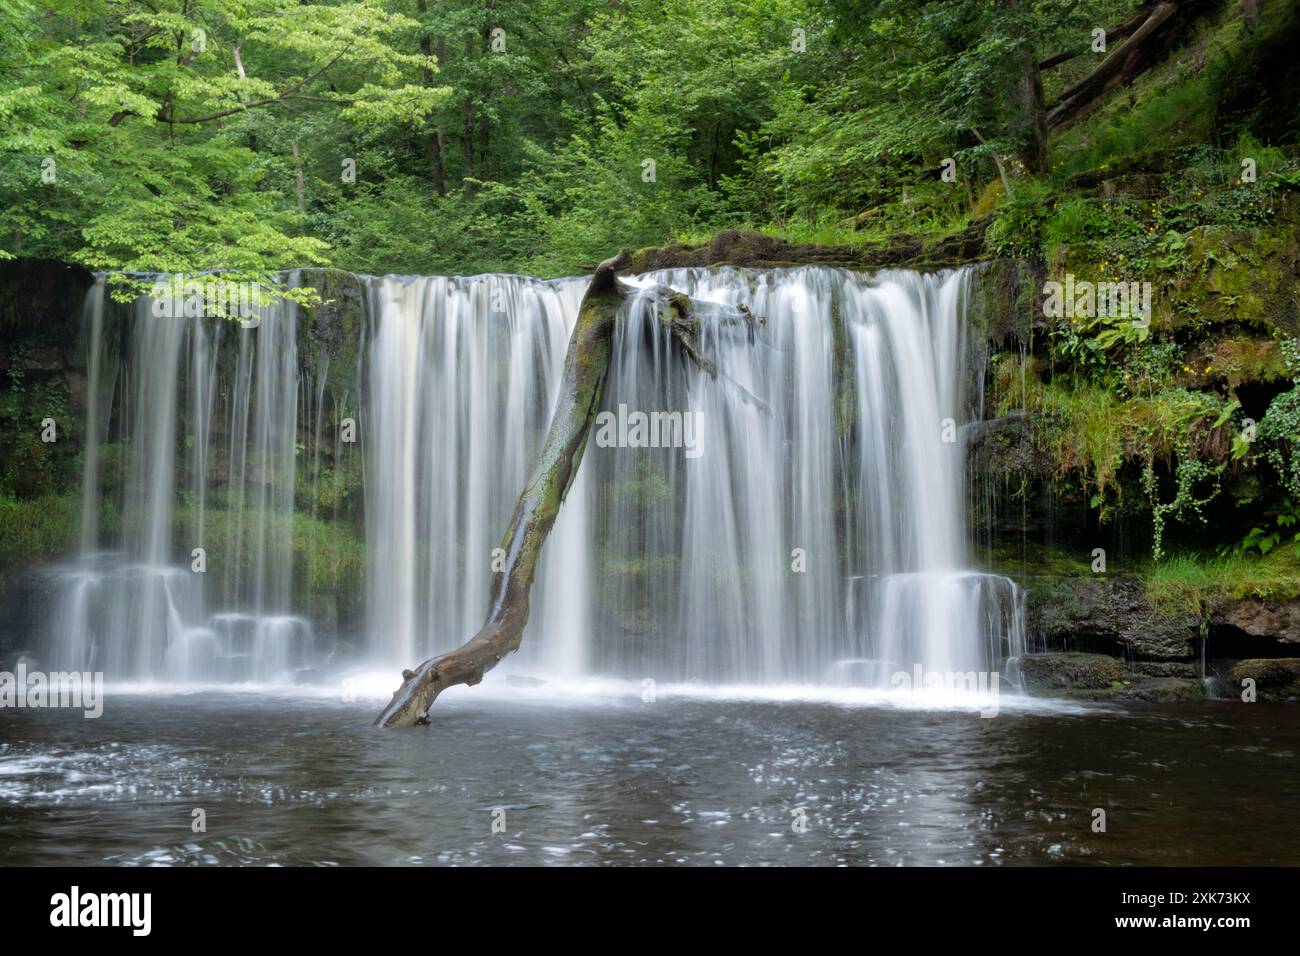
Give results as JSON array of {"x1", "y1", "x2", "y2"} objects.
[
  {"x1": 374, "y1": 253, "x2": 760, "y2": 727},
  {"x1": 374, "y1": 249, "x2": 628, "y2": 727},
  {"x1": 1046, "y1": 2, "x2": 1180, "y2": 130}
]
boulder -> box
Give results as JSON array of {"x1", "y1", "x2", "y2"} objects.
[
  {"x1": 1019, "y1": 652, "x2": 1127, "y2": 693},
  {"x1": 1231, "y1": 658, "x2": 1300, "y2": 701}
]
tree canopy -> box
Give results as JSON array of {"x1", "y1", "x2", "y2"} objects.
[{"x1": 0, "y1": 0, "x2": 1278, "y2": 280}]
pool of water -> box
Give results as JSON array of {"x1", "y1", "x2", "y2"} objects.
[{"x1": 1, "y1": 680, "x2": 1296, "y2": 866}]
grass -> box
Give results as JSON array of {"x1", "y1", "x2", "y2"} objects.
[
  {"x1": 1147, "y1": 549, "x2": 1300, "y2": 615},
  {"x1": 1049, "y1": 2, "x2": 1261, "y2": 177},
  {"x1": 174, "y1": 505, "x2": 366, "y2": 613},
  {"x1": 667, "y1": 203, "x2": 976, "y2": 254},
  {"x1": 0, "y1": 492, "x2": 80, "y2": 572}
]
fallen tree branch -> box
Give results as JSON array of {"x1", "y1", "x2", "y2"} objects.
[
  {"x1": 374, "y1": 252, "x2": 763, "y2": 727},
  {"x1": 1046, "y1": 2, "x2": 1178, "y2": 129},
  {"x1": 374, "y1": 248, "x2": 630, "y2": 728},
  {"x1": 1038, "y1": 8, "x2": 1150, "y2": 71}
]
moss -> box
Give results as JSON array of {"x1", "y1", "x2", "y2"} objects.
[
  {"x1": 982, "y1": 540, "x2": 1092, "y2": 579},
  {"x1": 298, "y1": 267, "x2": 367, "y2": 396},
  {"x1": 967, "y1": 258, "x2": 1038, "y2": 345},
  {"x1": 1019, "y1": 652, "x2": 1127, "y2": 692},
  {"x1": 0, "y1": 492, "x2": 79, "y2": 576},
  {"x1": 1231, "y1": 658, "x2": 1300, "y2": 700}
]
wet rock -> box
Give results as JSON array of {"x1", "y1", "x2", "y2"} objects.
[
  {"x1": 1020, "y1": 653, "x2": 1207, "y2": 701},
  {"x1": 1121, "y1": 677, "x2": 1205, "y2": 702},
  {"x1": 1232, "y1": 658, "x2": 1300, "y2": 701},
  {"x1": 1132, "y1": 661, "x2": 1200, "y2": 678},
  {"x1": 967, "y1": 413, "x2": 1037, "y2": 481},
  {"x1": 1027, "y1": 575, "x2": 1198, "y2": 660},
  {"x1": 1210, "y1": 598, "x2": 1300, "y2": 644},
  {"x1": 1019, "y1": 652, "x2": 1127, "y2": 693}
]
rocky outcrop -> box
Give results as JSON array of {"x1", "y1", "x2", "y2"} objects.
[
  {"x1": 1210, "y1": 597, "x2": 1300, "y2": 644},
  {"x1": 1019, "y1": 652, "x2": 1206, "y2": 701},
  {"x1": 1027, "y1": 575, "x2": 1199, "y2": 660},
  {"x1": 1018, "y1": 651, "x2": 1205, "y2": 701},
  {"x1": 967, "y1": 413, "x2": 1038, "y2": 481},
  {"x1": 625, "y1": 222, "x2": 994, "y2": 274},
  {"x1": 1019, "y1": 651, "x2": 1126, "y2": 691}
]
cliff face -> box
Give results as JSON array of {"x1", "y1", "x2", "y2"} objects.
[{"x1": 966, "y1": 180, "x2": 1300, "y2": 696}]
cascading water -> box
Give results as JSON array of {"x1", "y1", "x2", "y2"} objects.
[
  {"x1": 360, "y1": 274, "x2": 591, "y2": 673},
  {"x1": 46, "y1": 278, "x2": 312, "y2": 682},
  {"x1": 44, "y1": 265, "x2": 1023, "y2": 693},
  {"x1": 586, "y1": 267, "x2": 1024, "y2": 684}
]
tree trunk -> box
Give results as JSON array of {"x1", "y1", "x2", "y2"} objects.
[
  {"x1": 373, "y1": 251, "x2": 760, "y2": 727},
  {"x1": 1004, "y1": 0, "x2": 1049, "y2": 177},
  {"x1": 291, "y1": 142, "x2": 306, "y2": 214},
  {"x1": 417, "y1": 0, "x2": 446, "y2": 196},
  {"x1": 462, "y1": 33, "x2": 476, "y2": 194},
  {"x1": 477, "y1": 0, "x2": 494, "y2": 183},
  {"x1": 1046, "y1": 2, "x2": 1179, "y2": 130},
  {"x1": 375, "y1": 250, "x2": 631, "y2": 728}
]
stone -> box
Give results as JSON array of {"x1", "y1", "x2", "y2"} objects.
[
  {"x1": 1019, "y1": 652, "x2": 1127, "y2": 693},
  {"x1": 1210, "y1": 598, "x2": 1300, "y2": 644},
  {"x1": 1027, "y1": 575, "x2": 1199, "y2": 660},
  {"x1": 1231, "y1": 658, "x2": 1300, "y2": 701}
]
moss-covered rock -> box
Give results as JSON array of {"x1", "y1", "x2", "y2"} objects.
[
  {"x1": 1019, "y1": 652, "x2": 1206, "y2": 701},
  {"x1": 1019, "y1": 651, "x2": 1127, "y2": 692},
  {"x1": 1027, "y1": 574, "x2": 1200, "y2": 659},
  {"x1": 966, "y1": 257, "x2": 1042, "y2": 345},
  {"x1": 627, "y1": 222, "x2": 993, "y2": 274},
  {"x1": 1231, "y1": 657, "x2": 1300, "y2": 701},
  {"x1": 1123, "y1": 676, "x2": 1205, "y2": 702}
]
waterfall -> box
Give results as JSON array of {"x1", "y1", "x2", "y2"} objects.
[
  {"x1": 44, "y1": 265, "x2": 1023, "y2": 690},
  {"x1": 587, "y1": 267, "x2": 1024, "y2": 683},
  {"x1": 47, "y1": 277, "x2": 311, "y2": 682},
  {"x1": 360, "y1": 274, "x2": 591, "y2": 672}
]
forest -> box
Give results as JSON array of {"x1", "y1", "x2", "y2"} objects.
[
  {"x1": 5, "y1": 0, "x2": 1300, "y2": 632},
  {"x1": 1, "y1": 0, "x2": 1299, "y2": 879}
]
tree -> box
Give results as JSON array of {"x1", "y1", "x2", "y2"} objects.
[{"x1": 0, "y1": 0, "x2": 446, "y2": 289}]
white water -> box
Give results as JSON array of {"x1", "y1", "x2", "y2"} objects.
[
  {"x1": 44, "y1": 266, "x2": 1023, "y2": 690},
  {"x1": 47, "y1": 280, "x2": 310, "y2": 682}
]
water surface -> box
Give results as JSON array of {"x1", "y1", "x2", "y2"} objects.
[{"x1": 2, "y1": 685, "x2": 1295, "y2": 866}]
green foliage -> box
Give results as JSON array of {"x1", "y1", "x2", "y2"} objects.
[
  {"x1": 1228, "y1": 497, "x2": 1300, "y2": 558},
  {"x1": 0, "y1": 343, "x2": 78, "y2": 497},
  {"x1": 1, "y1": 0, "x2": 441, "y2": 284},
  {"x1": 1257, "y1": 340, "x2": 1300, "y2": 499},
  {"x1": 986, "y1": 179, "x2": 1052, "y2": 257},
  {"x1": 1148, "y1": 548, "x2": 1300, "y2": 615},
  {"x1": 0, "y1": 492, "x2": 79, "y2": 571},
  {"x1": 1, "y1": 0, "x2": 1191, "y2": 277},
  {"x1": 175, "y1": 505, "x2": 366, "y2": 614}
]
